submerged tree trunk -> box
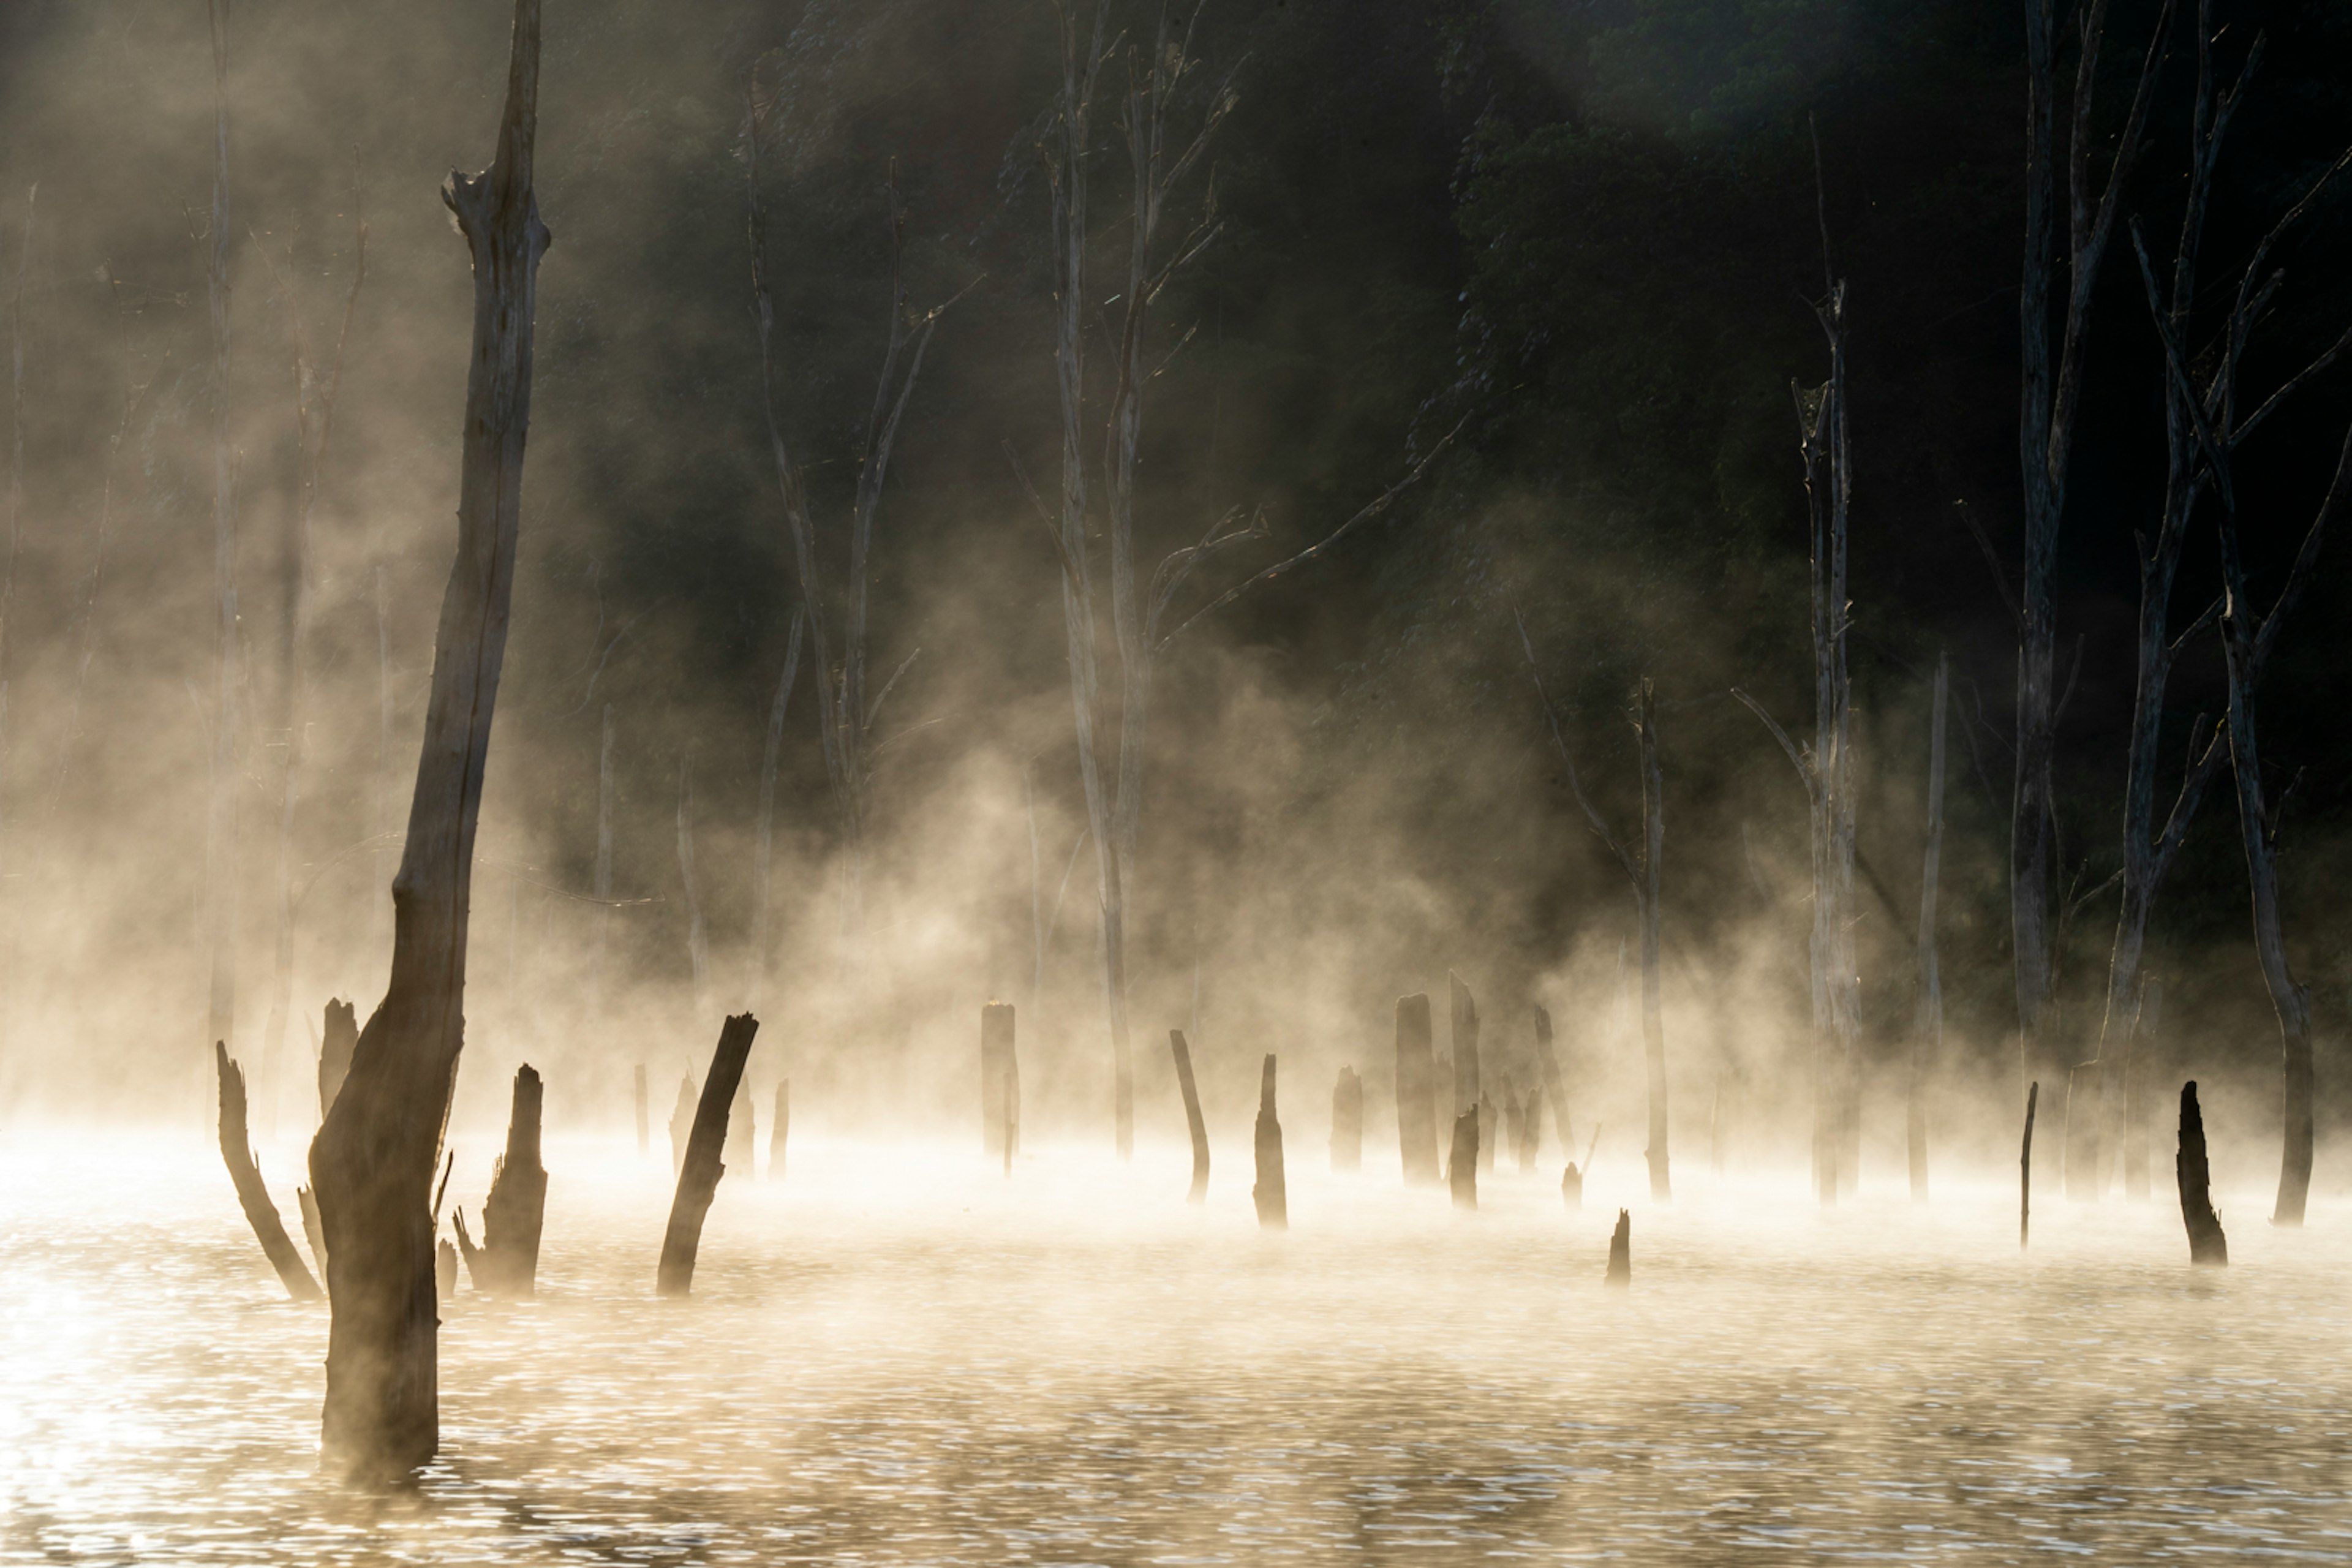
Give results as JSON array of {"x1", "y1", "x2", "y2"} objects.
[
  {"x1": 471, "y1": 1064, "x2": 546, "y2": 1296},
  {"x1": 1449, "y1": 971, "x2": 1480, "y2": 1121},
  {"x1": 658, "y1": 1012, "x2": 760, "y2": 1297},
  {"x1": 1330, "y1": 1066, "x2": 1361, "y2": 1172},
  {"x1": 1170, "y1": 1028, "x2": 1210, "y2": 1204},
  {"x1": 1394, "y1": 992, "x2": 1439, "y2": 1185},
  {"x1": 306, "y1": 0, "x2": 547, "y2": 1481},
  {"x1": 1910, "y1": 654, "x2": 1946, "y2": 1201},
  {"x1": 2019, "y1": 1080, "x2": 2039, "y2": 1250},
  {"x1": 1637, "y1": 681, "x2": 1670, "y2": 1200},
  {"x1": 1251, "y1": 1054, "x2": 1286, "y2": 1231},
  {"x1": 216, "y1": 1042, "x2": 322, "y2": 1301},
  {"x1": 1448, "y1": 1108, "x2": 1479, "y2": 1211},
  {"x1": 2177, "y1": 1079, "x2": 2226, "y2": 1265},
  {"x1": 1604, "y1": 1209, "x2": 1630, "y2": 1287}
]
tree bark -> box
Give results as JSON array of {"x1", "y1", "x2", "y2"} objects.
[
  {"x1": 474, "y1": 1063, "x2": 545, "y2": 1296},
  {"x1": 1330, "y1": 1066, "x2": 1362, "y2": 1172},
  {"x1": 299, "y1": 1183, "x2": 329, "y2": 1281},
  {"x1": 1604, "y1": 1209, "x2": 1630, "y2": 1287},
  {"x1": 1251, "y1": 1053, "x2": 1286, "y2": 1230},
  {"x1": 1394, "y1": 992, "x2": 1439, "y2": 1185},
  {"x1": 1637, "y1": 680, "x2": 1670, "y2": 1200},
  {"x1": 982, "y1": 1002, "x2": 1019, "y2": 1162},
  {"x1": 658, "y1": 1012, "x2": 760, "y2": 1297},
  {"x1": 304, "y1": 0, "x2": 546, "y2": 1479},
  {"x1": 2177, "y1": 1079, "x2": 2227, "y2": 1265},
  {"x1": 434, "y1": 1240, "x2": 456, "y2": 1302},
  {"x1": 1448, "y1": 1107, "x2": 1479, "y2": 1211},
  {"x1": 216, "y1": 1042, "x2": 322, "y2": 1301},
  {"x1": 2019, "y1": 1080, "x2": 2039, "y2": 1250},
  {"x1": 1910, "y1": 652, "x2": 1946, "y2": 1200},
  {"x1": 1170, "y1": 1027, "x2": 1210, "y2": 1204}
]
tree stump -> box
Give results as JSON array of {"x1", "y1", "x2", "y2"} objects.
[
  {"x1": 475, "y1": 1064, "x2": 547, "y2": 1296},
  {"x1": 1329, "y1": 1065, "x2": 1362, "y2": 1173},
  {"x1": 1561, "y1": 1162, "x2": 1582, "y2": 1210},
  {"x1": 633, "y1": 1063, "x2": 649, "y2": 1156},
  {"x1": 216, "y1": 1042, "x2": 323, "y2": 1302},
  {"x1": 981, "y1": 1003, "x2": 1020, "y2": 1162},
  {"x1": 1252, "y1": 1054, "x2": 1286, "y2": 1231},
  {"x1": 1604, "y1": 1208, "x2": 1630, "y2": 1286},
  {"x1": 2177, "y1": 1080, "x2": 2228, "y2": 1266},
  {"x1": 1449, "y1": 1107, "x2": 1479, "y2": 1211},
  {"x1": 2019, "y1": 1080, "x2": 2039, "y2": 1250},
  {"x1": 317, "y1": 998, "x2": 357, "y2": 1119},
  {"x1": 668, "y1": 1074, "x2": 696, "y2": 1177},
  {"x1": 1395, "y1": 993, "x2": 1439, "y2": 1185},
  {"x1": 1172, "y1": 1030, "x2": 1210, "y2": 1204},
  {"x1": 434, "y1": 1239, "x2": 457, "y2": 1303},
  {"x1": 658, "y1": 1012, "x2": 760, "y2": 1297},
  {"x1": 770, "y1": 1079, "x2": 790, "y2": 1180}
]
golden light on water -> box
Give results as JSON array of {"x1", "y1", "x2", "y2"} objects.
[{"x1": 6, "y1": 1131, "x2": 2348, "y2": 1561}]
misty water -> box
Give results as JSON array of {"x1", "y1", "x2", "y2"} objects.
[{"x1": 4, "y1": 1136, "x2": 2348, "y2": 1565}]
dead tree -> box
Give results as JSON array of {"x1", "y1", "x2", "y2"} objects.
[
  {"x1": 1170, "y1": 1028, "x2": 1210, "y2": 1204},
  {"x1": 317, "y1": 997, "x2": 356, "y2": 1119},
  {"x1": 1448, "y1": 1108, "x2": 1479, "y2": 1211},
  {"x1": 2176, "y1": 1079, "x2": 2227, "y2": 1265},
  {"x1": 257, "y1": 194, "x2": 368, "y2": 1136},
  {"x1": 658, "y1": 1012, "x2": 761, "y2": 1297},
  {"x1": 1394, "y1": 993, "x2": 1439, "y2": 1185},
  {"x1": 1036, "y1": 9, "x2": 1457, "y2": 1158},
  {"x1": 747, "y1": 608, "x2": 805, "y2": 1013},
  {"x1": 1517, "y1": 616, "x2": 1670, "y2": 1199},
  {"x1": 216, "y1": 1042, "x2": 322, "y2": 1301},
  {"x1": 1251, "y1": 1053, "x2": 1286, "y2": 1230},
  {"x1": 747, "y1": 90, "x2": 958, "y2": 978},
  {"x1": 202, "y1": 0, "x2": 241, "y2": 1082},
  {"x1": 2010, "y1": 0, "x2": 2174, "y2": 1100},
  {"x1": 1604, "y1": 1210, "x2": 1630, "y2": 1287},
  {"x1": 463, "y1": 1064, "x2": 546, "y2": 1296},
  {"x1": 2126, "y1": 132, "x2": 2352, "y2": 1228},
  {"x1": 434, "y1": 1240, "x2": 456, "y2": 1302},
  {"x1": 306, "y1": 0, "x2": 548, "y2": 1479},
  {"x1": 1909, "y1": 654, "x2": 1947, "y2": 1200},
  {"x1": 770, "y1": 1079, "x2": 790, "y2": 1180},
  {"x1": 1449, "y1": 971, "x2": 1480, "y2": 1126},
  {"x1": 2019, "y1": 1080, "x2": 2040, "y2": 1250},
  {"x1": 1330, "y1": 1066, "x2": 1362, "y2": 1172},
  {"x1": 981, "y1": 1003, "x2": 1020, "y2": 1162},
  {"x1": 633, "y1": 1063, "x2": 649, "y2": 1155},
  {"x1": 668, "y1": 1074, "x2": 695, "y2": 1175}
]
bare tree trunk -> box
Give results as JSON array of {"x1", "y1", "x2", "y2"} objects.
[
  {"x1": 216, "y1": 1042, "x2": 322, "y2": 1301},
  {"x1": 2177, "y1": 1079, "x2": 2227, "y2": 1264},
  {"x1": 658, "y1": 1012, "x2": 760, "y2": 1297},
  {"x1": 1448, "y1": 971, "x2": 1480, "y2": 1117},
  {"x1": 676, "y1": 750, "x2": 709, "y2": 1022},
  {"x1": 1170, "y1": 1027, "x2": 1209, "y2": 1203},
  {"x1": 1637, "y1": 681, "x2": 1669, "y2": 1200},
  {"x1": 2019, "y1": 1080, "x2": 2039, "y2": 1250},
  {"x1": 1251, "y1": 1054, "x2": 1287, "y2": 1230},
  {"x1": 1910, "y1": 654, "x2": 1946, "y2": 1200},
  {"x1": 306, "y1": 0, "x2": 547, "y2": 1481},
  {"x1": 202, "y1": 0, "x2": 241, "y2": 1089},
  {"x1": 464, "y1": 1063, "x2": 545, "y2": 1297},
  {"x1": 748, "y1": 609, "x2": 804, "y2": 1016},
  {"x1": 1448, "y1": 1108, "x2": 1479, "y2": 1210},
  {"x1": 1394, "y1": 992, "x2": 1439, "y2": 1185}
]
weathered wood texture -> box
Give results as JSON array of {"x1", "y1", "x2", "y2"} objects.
[
  {"x1": 216, "y1": 1042, "x2": 322, "y2": 1301},
  {"x1": 658, "y1": 1013, "x2": 760, "y2": 1297},
  {"x1": 1330, "y1": 1066, "x2": 1362, "y2": 1172},
  {"x1": 318, "y1": 998, "x2": 357, "y2": 1118},
  {"x1": 1448, "y1": 1109, "x2": 1479, "y2": 1212},
  {"x1": 306, "y1": 0, "x2": 548, "y2": 1484},
  {"x1": 2019, "y1": 1080, "x2": 2039, "y2": 1250},
  {"x1": 1394, "y1": 993, "x2": 1439, "y2": 1185},
  {"x1": 2177, "y1": 1079, "x2": 2228, "y2": 1266},
  {"x1": 475, "y1": 1064, "x2": 546, "y2": 1295},
  {"x1": 982, "y1": 1003, "x2": 1020, "y2": 1161},
  {"x1": 1171, "y1": 1028, "x2": 1210, "y2": 1203},
  {"x1": 1605, "y1": 1209, "x2": 1630, "y2": 1286},
  {"x1": 1252, "y1": 1054, "x2": 1286, "y2": 1230},
  {"x1": 434, "y1": 1239, "x2": 456, "y2": 1302},
  {"x1": 771, "y1": 1079, "x2": 790, "y2": 1180}
]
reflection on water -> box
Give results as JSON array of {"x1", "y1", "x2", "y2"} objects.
[{"x1": 3, "y1": 1134, "x2": 2348, "y2": 1563}]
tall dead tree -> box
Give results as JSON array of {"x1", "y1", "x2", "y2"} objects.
[
  {"x1": 259, "y1": 193, "x2": 368, "y2": 1132},
  {"x1": 1038, "y1": 7, "x2": 1456, "y2": 1157},
  {"x1": 2127, "y1": 121, "x2": 2352, "y2": 1229},
  {"x1": 306, "y1": 0, "x2": 548, "y2": 1481},
  {"x1": 202, "y1": 0, "x2": 241, "y2": 1082},
  {"x1": 1516, "y1": 617, "x2": 1670, "y2": 1199},
  {"x1": 747, "y1": 607, "x2": 805, "y2": 1012},
  {"x1": 1909, "y1": 655, "x2": 1948, "y2": 1199},
  {"x1": 2010, "y1": 0, "x2": 2173, "y2": 1102},
  {"x1": 747, "y1": 91, "x2": 955, "y2": 978}
]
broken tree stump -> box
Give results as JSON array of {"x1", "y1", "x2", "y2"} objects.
[
  {"x1": 981, "y1": 1002, "x2": 1020, "y2": 1161},
  {"x1": 1252, "y1": 1054, "x2": 1286, "y2": 1230},
  {"x1": 1395, "y1": 993, "x2": 1439, "y2": 1185},
  {"x1": 771, "y1": 1079, "x2": 790, "y2": 1180},
  {"x1": 1449, "y1": 1107, "x2": 1479, "y2": 1211},
  {"x1": 215, "y1": 1041, "x2": 322, "y2": 1302},
  {"x1": 2177, "y1": 1080, "x2": 2228, "y2": 1267},
  {"x1": 475, "y1": 1064, "x2": 547, "y2": 1296},
  {"x1": 1171, "y1": 1029, "x2": 1210, "y2": 1204},
  {"x1": 1605, "y1": 1208, "x2": 1630, "y2": 1286},
  {"x1": 633, "y1": 1063, "x2": 649, "y2": 1156},
  {"x1": 317, "y1": 998, "x2": 357, "y2": 1119},
  {"x1": 1561, "y1": 1161, "x2": 1582, "y2": 1210},
  {"x1": 657, "y1": 1012, "x2": 760, "y2": 1297},
  {"x1": 2020, "y1": 1080, "x2": 2039, "y2": 1251},
  {"x1": 435, "y1": 1239, "x2": 457, "y2": 1302},
  {"x1": 1330, "y1": 1065, "x2": 1362, "y2": 1173},
  {"x1": 668, "y1": 1074, "x2": 696, "y2": 1177}
]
